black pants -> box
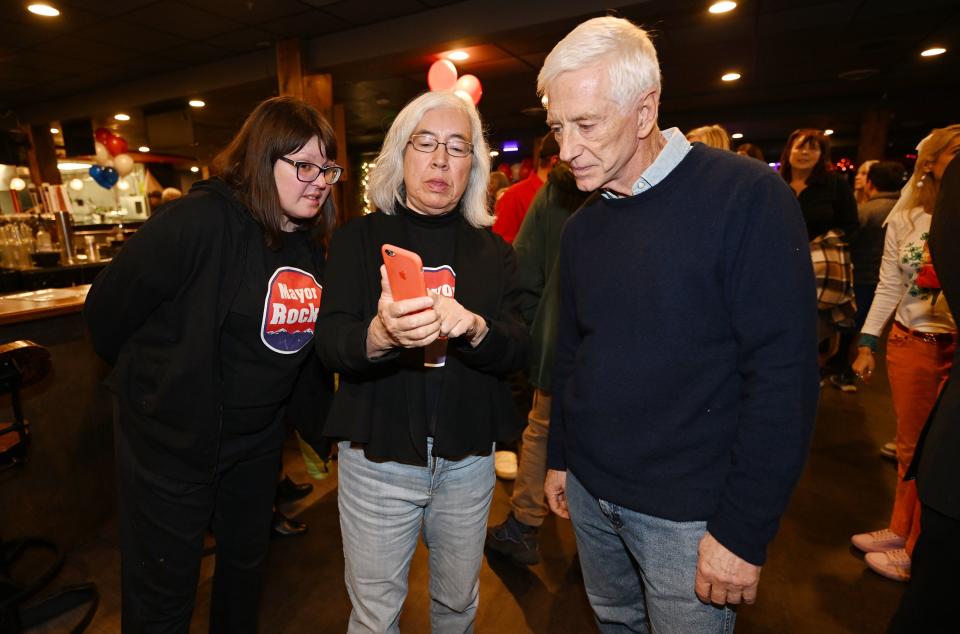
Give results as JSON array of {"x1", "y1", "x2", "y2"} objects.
[
  {"x1": 116, "y1": 421, "x2": 283, "y2": 633},
  {"x1": 888, "y1": 504, "x2": 960, "y2": 633}
]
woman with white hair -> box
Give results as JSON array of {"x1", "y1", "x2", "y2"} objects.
[{"x1": 315, "y1": 90, "x2": 529, "y2": 632}]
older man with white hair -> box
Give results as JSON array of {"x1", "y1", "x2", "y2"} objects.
[{"x1": 540, "y1": 16, "x2": 820, "y2": 632}]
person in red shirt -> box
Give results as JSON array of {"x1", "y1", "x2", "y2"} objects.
[{"x1": 492, "y1": 132, "x2": 560, "y2": 243}]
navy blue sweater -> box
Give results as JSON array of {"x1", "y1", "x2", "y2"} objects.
[{"x1": 548, "y1": 145, "x2": 819, "y2": 565}]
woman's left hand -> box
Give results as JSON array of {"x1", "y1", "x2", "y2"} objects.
[{"x1": 431, "y1": 292, "x2": 489, "y2": 347}]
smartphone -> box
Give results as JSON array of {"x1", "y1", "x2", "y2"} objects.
[{"x1": 381, "y1": 244, "x2": 426, "y2": 301}]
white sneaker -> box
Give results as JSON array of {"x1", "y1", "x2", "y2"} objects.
[
  {"x1": 865, "y1": 548, "x2": 911, "y2": 582},
  {"x1": 851, "y1": 528, "x2": 906, "y2": 553},
  {"x1": 494, "y1": 450, "x2": 518, "y2": 480}
]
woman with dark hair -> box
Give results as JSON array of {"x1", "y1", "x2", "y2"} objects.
[
  {"x1": 85, "y1": 96, "x2": 340, "y2": 632},
  {"x1": 780, "y1": 128, "x2": 859, "y2": 388},
  {"x1": 780, "y1": 128, "x2": 858, "y2": 239},
  {"x1": 316, "y1": 90, "x2": 529, "y2": 632}
]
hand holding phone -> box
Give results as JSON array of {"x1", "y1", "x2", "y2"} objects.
[{"x1": 366, "y1": 245, "x2": 439, "y2": 358}]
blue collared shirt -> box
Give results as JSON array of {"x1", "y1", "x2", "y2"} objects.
[{"x1": 601, "y1": 127, "x2": 692, "y2": 199}]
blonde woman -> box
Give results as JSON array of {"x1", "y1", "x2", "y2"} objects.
[
  {"x1": 685, "y1": 124, "x2": 731, "y2": 150},
  {"x1": 851, "y1": 124, "x2": 960, "y2": 582}
]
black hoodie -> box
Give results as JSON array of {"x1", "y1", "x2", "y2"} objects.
[{"x1": 85, "y1": 179, "x2": 332, "y2": 482}]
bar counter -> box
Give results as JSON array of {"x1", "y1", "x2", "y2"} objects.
[{"x1": 0, "y1": 282, "x2": 115, "y2": 549}]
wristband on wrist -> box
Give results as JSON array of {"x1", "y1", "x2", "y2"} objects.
[{"x1": 857, "y1": 333, "x2": 879, "y2": 353}]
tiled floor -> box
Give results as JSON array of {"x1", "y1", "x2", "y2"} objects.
[{"x1": 23, "y1": 363, "x2": 906, "y2": 633}]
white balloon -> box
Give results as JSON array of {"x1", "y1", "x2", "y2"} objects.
[
  {"x1": 114, "y1": 153, "x2": 134, "y2": 177},
  {"x1": 94, "y1": 141, "x2": 111, "y2": 166}
]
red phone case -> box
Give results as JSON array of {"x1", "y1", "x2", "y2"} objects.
[{"x1": 381, "y1": 244, "x2": 426, "y2": 301}]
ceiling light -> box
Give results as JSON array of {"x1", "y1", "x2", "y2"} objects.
[
  {"x1": 824, "y1": 129, "x2": 834, "y2": 136},
  {"x1": 49, "y1": 127, "x2": 59, "y2": 134},
  {"x1": 921, "y1": 47, "x2": 946, "y2": 57},
  {"x1": 709, "y1": 1, "x2": 737, "y2": 14},
  {"x1": 731, "y1": 132, "x2": 744, "y2": 139},
  {"x1": 502, "y1": 141, "x2": 519, "y2": 153},
  {"x1": 27, "y1": 3, "x2": 60, "y2": 17},
  {"x1": 190, "y1": 166, "x2": 200, "y2": 173},
  {"x1": 138, "y1": 146, "x2": 150, "y2": 153},
  {"x1": 114, "y1": 113, "x2": 130, "y2": 121},
  {"x1": 188, "y1": 99, "x2": 206, "y2": 108},
  {"x1": 489, "y1": 150, "x2": 500, "y2": 157},
  {"x1": 9, "y1": 177, "x2": 26, "y2": 191},
  {"x1": 446, "y1": 50, "x2": 469, "y2": 62},
  {"x1": 721, "y1": 72, "x2": 741, "y2": 82}
]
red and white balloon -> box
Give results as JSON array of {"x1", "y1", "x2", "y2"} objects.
[
  {"x1": 92, "y1": 127, "x2": 135, "y2": 186},
  {"x1": 426, "y1": 60, "x2": 482, "y2": 105}
]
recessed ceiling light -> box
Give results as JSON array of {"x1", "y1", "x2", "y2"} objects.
[
  {"x1": 114, "y1": 113, "x2": 130, "y2": 121},
  {"x1": 446, "y1": 50, "x2": 469, "y2": 62},
  {"x1": 721, "y1": 72, "x2": 741, "y2": 82},
  {"x1": 489, "y1": 150, "x2": 500, "y2": 157},
  {"x1": 709, "y1": 1, "x2": 737, "y2": 14},
  {"x1": 824, "y1": 129, "x2": 834, "y2": 136},
  {"x1": 138, "y1": 146, "x2": 150, "y2": 153},
  {"x1": 27, "y1": 3, "x2": 59, "y2": 17},
  {"x1": 49, "y1": 127, "x2": 59, "y2": 134},
  {"x1": 190, "y1": 166, "x2": 200, "y2": 173},
  {"x1": 188, "y1": 99, "x2": 206, "y2": 108},
  {"x1": 921, "y1": 47, "x2": 946, "y2": 57},
  {"x1": 731, "y1": 132, "x2": 744, "y2": 139}
]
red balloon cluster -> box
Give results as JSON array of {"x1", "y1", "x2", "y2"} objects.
[
  {"x1": 95, "y1": 127, "x2": 128, "y2": 157},
  {"x1": 426, "y1": 60, "x2": 483, "y2": 105}
]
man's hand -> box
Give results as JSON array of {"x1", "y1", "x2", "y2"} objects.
[
  {"x1": 545, "y1": 469, "x2": 569, "y2": 519},
  {"x1": 694, "y1": 531, "x2": 762, "y2": 606}
]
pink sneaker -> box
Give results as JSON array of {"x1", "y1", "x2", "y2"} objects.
[
  {"x1": 865, "y1": 548, "x2": 911, "y2": 582},
  {"x1": 851, "y1": 528, "x2": 906, "y2": 553}
]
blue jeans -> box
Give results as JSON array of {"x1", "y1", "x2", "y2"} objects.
[
  {"x1": 566, "y1": 471, "x2": 735, "y2": 634},
  {"x1": 337, "y1": 439, "x2": 494, "y2": 633}
]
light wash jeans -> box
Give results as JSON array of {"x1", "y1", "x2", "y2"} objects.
[
  {"x1": 337, "y1": 439, "x2": 494, "y2": 633},
  {"x1": 566, "y1": 471, "x2": 736, "y2": 634}
]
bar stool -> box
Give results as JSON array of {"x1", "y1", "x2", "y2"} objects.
[{"x1": 0, "y1": 340, "x2": 98, "y2": 633}]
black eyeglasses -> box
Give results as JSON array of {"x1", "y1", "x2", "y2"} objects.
[
  {"x1": 408, "y1": 134, "x2": 473, "y2": 158},
  {"x1": 277, "y1": 156, "x2": 343, "y2": 184}
]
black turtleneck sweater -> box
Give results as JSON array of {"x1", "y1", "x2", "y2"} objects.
[{"x1": 397, "y1": 204, "x2": 459, "y2": 434}]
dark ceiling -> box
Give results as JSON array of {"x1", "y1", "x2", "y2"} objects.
[{"x1": 2, "y1": 0, "x2": 959, "y2": 167}]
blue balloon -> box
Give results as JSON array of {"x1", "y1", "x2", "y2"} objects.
[
  {"x1": 99, "y1": 166, "x2": 119, "y2": 189},
  {"x1": 89, "y1": 164, "x2": 118, "y2": 189}
]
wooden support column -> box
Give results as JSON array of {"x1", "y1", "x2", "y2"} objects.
[
  {"x1": 857, "y1": 107, "x2": 890, "y2": 163},
  {"x1": 26, "y1": 124, "x2": 61, "y2": 185},
  {"x1": 276, "y1": 39, "x2": 304, "y2": 101}
]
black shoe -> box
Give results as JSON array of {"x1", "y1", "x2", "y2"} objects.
[
  {"x1": 485, "y1": 513, "x2": 540, "y2": 565},
  {"x1": 276, "y1": 475, "x2": 314, "y2": 504},
  {"x1": 271, "y1": 509, "x2": 308, "y2": 539}
]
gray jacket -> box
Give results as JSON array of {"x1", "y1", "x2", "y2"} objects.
[{"x1": 851, "y1": 191, "x2": 900, "y2": 287}]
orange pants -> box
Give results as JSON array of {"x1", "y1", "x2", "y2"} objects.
[{"x1": 885, "y1": 323, "x2": 955, "y2": 555}]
